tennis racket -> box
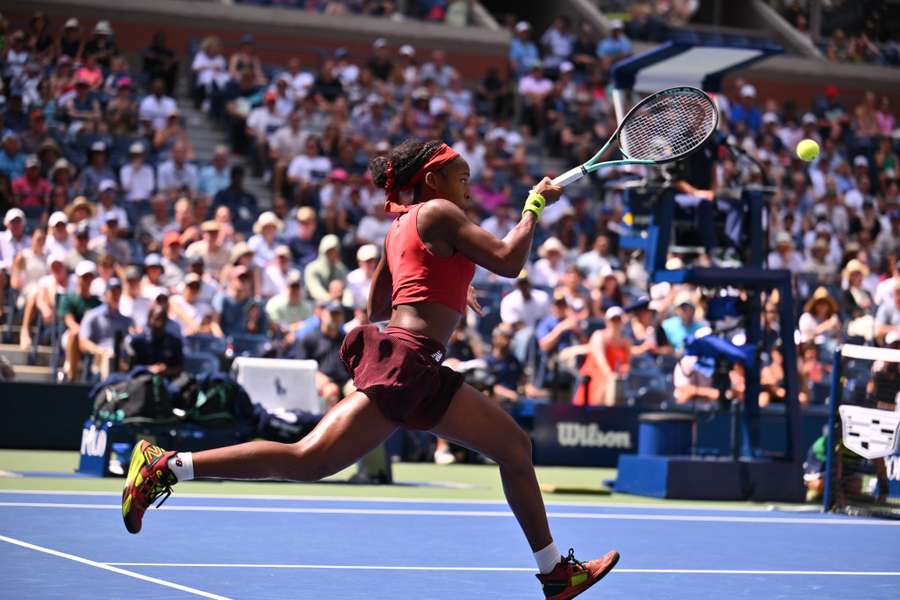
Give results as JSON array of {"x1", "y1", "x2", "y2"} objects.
[{"x1": 551, "y1": 86, "x2": 719, "y2": 187}]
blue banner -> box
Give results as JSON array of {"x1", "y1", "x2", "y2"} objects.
[{"x1": 532, "y1": 404, "x2": 639, "y2": 467}]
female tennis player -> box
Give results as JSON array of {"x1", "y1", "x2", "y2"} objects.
[{"x1": 122, "y1": 139, "x2": 619, "y2": 599}]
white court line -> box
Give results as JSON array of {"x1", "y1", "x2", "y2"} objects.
[
  {"x1": 106, "y1": 563, "x2": 900, "y2": 577},
  {"x1": 1, "y1": 501, "x2": 896, "y2": 526},
  {"x1": 0, "y1": 489, "x2": 777, "y2": 512},
  {"x1": 0, "y1": 534, "x2": 231, "y2": 600}
]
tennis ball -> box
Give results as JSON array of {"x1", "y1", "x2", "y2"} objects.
[{"x1": 796, "y1": 139, "x2": 820, "y2": 162}]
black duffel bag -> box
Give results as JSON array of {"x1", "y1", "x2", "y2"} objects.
[{"x1": 91, "y1": 370, "x2": 176, "y2": 424}]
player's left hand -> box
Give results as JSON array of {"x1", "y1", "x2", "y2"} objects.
[{"x1": 467, "y1": 286, "x2": 484, "y2": 316}]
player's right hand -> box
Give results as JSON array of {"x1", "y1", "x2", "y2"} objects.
[{"x1": 533, "y1": 177, "x2": 563, "y2": 205}]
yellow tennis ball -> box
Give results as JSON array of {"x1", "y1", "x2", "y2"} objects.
[{"x1": 796, "y1": 139, "x2": 820, "y2": 162}]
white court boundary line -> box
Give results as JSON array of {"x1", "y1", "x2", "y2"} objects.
[
  {"x1": 106, "y1": 563, "x2": 900, "y2": 577},
  {"x1": 0, "y1": 534, "x2": 231, "y2": 600},
  {"x1": 0, "y1": 489, "x2": 778, "y2": 512},
  {"x1": 1, "y1": 501, "x2": 896, "y2": 526}
]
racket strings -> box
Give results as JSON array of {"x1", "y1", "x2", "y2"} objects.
[{"x1": 619, "y1": 91, "x2": 717, "y2": 161}]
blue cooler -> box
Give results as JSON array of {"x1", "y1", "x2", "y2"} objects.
[{"x1": 637, "y1": 412, "x2": 696, "y2": 456}]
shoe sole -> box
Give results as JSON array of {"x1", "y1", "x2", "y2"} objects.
[
  {"x1": 550, "y1": 551, "x2": 620, "y2": 600},
  {"x1": 121, "y1": 440, "x2": 150, "y2": 534}
]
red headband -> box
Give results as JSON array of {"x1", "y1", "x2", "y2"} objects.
[{"x1": 383, "y1": 143, "x2": 460, "y2": 214}]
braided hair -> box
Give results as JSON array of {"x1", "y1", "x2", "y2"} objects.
[{"x1": 369, "y1": 139, "x2": 445, "y2": 202}]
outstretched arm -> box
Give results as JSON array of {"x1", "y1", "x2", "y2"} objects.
[
  {"x1": 367, "y1": 249, "x2": 392, "y2": 322},
  {"x1": 427, "y1": 178, "x2": 562, "y2": 278}
]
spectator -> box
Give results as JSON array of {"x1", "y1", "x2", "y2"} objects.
[
  {"x1": 509, "y1": 21, "x2": 540, "y2": 78},
  {"x1": 731, "y1": 84, "x2": 762, "y2": 134},
  {"x1": 625, "y1": 298, "x2": 672, "y2": 359},
  {"x1": 266, "y1": 270, "x2": 313, "y2": 332},
  {"x1": 367, "y1": 38, "x2": 393, "y2": 81},
  {"x1": 141, "y1": 253, "x2": 169, "y2": 301},
  {"x1": 58, "y1": 260, "x2": 101, "y2": 381},
  {"x1": 198, "y1": 145, "x2": 231, "y2": 199},
  {"x1": 78, "y1": 142, "x2": 115, "y2": 198},
  {"x1": 346, "y1": 244, "x2": 378, "y2": 309},
  {"x1": 875, "y1": 281, "x2": 900, "y2": 345},
  {"x1": 536, "y1": 290, "x2": 587, "y2": 390},
  {"x1": 304, "y1": 234, "x2": 348, "y2": 303},
  {"x1": 228, "y1": 34, "x2": 266, "y2": 86},
  {"x1": 799, "y1": 287, "x2": 842, "y2": 345},
  {"x1": 125, "y1": 304, "x2": 183, "y2": 378},
  {"x1": 83, "y1": 20, "x2": 118, "y2": 70},
  {"x1": 596, "y1": 20, "x2": 631, "y2": 61},
  {"x1": 673, "y1": 355, "x2": 719, "y2": 405},
  {"x1": 45, "y1": 211, "x2": 72, "y2": 257},
  {"x1": 572, "y1": 306, "x2": 631, "y2": 406},
  {"x1": 192, "y1": 36, "x2": 230, "y2": 110},
  {"x1": 153, "y1": 108, "x2": 193, "y2": 160},
  {"x1": 186, "y1": 221, "x2": 230, "y2": 280},
  {"x1": 293, "y1": 299, "x2": 349, "y2": 406},
  {"x1": 142, "y1": 31, "x2": 179, "y2": 97},
  {"x1": 139, "y1": 78, "x2": 178, "y2": 133},
  {"x1": 170, "y1": 272, "x2": 220, "y2": 337},
  {"x1": 261, "y1": 245, "x2": 294, "y2": 300},
  {"x1": 661, "y1": 291, "x2": 706, "y2": 354},
  {"x1": 19, "y1": 252, "x2": 69, "y2": 350},
  {"x1": 500, "y1": 270, "x2": 551, "y2": 328},
  {"x1": 212, "y1": 164, "x2": 258, "y2": 233},
  {"x1": 57, "y1": 18, "x2": 84, "y2": 61},
  {"x1": 212, "y1": 265, "x2": 265, "y2": 336},
  {"x1": 12, "y1": 155, "x2": 50, "y2": 208},
  {"x1": 79, "y1": 277, "x2": 133, "y2": 378},
  {"x1": 531, "y1": 237, "x2": 568, "y2": 288},
  {"x1": 287, "y1": 136, "x2": 332, "y2": 206},
  {"x1": 355, "y1": 202, "x2": 392, "y2": 249},
  {"x1": 767, "y1": 231, "x2": 805, "y2": 273},
  {"x1": 160, "y1": 231, "x2": 186, "y2": 288},
  {"x1": 485, "y1": 324, "x2": 525, "y2": 402},
  {"x1": 0, "y1": 133, "x2": 26, "y2": 179},
  {"x1": 64, "y1": 221, "x2": 96, "y2": 271},
  {"x1": 89, "y1": 214, "x2": 130, "y2": 266},
  {"x1": 540, "y1": 16, "x2": 574, "y2": 70},
  {"x1": 1, "y1": 209, "x2": 29, "y2": 275},
  {"x1": 248, "y1": 211, "x2": 284, "y2": 270},
  {"x1": 120, "y1": 143, "x2": 156, "y2": 202},
  {"x1": 246, "y1": 90, "x2": 284, "y2": 176},
  {"x1": 287, "y1": 206, "x2": 321, "y2": 269},
  {"x1": 120, "y1": 266, "x2": 152, "y2": 331},
  {"x1": 157, "y1": 141, "x2": 198, "y2": 195}
]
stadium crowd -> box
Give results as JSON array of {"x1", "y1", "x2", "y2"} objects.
[
  {"x1": 771, "y1": 0, "x2": 900, "y2": 67},
  {"x1": 0, "y1": 11, "x2": 898, "y2": 424}
]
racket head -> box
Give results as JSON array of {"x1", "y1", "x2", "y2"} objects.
[{"x1": 616, "y1": 86, "x2": 719, "y2": 164}]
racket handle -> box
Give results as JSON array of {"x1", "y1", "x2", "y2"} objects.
[{"x1": 551, "y1": 166, "x2": 587, "y2": 187}]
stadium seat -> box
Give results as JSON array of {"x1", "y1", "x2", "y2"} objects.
[
  {"x1": 228, "y1": 333, "x2": 272, "y2": 358},
  {"x1": 184, "y1": 351, "x2": 221, "y2": 375},
  {"x1": 186, "y1": 334, "x2": 228, "y2": 356}
]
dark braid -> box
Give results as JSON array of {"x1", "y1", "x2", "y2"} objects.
[{"x1": 370, "y1": 139, "x2": 444, "y2": 199}]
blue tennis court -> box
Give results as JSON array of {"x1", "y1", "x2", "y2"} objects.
[{"x1": 2, "y1": 490, "x2": 898, "y2": 599}]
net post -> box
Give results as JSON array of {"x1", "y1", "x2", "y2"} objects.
[{"x1": 822, "y1": 344, "x2": 844, "y2": 512}]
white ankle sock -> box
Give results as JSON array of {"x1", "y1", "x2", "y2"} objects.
[
  {"x1": 534, "y1": 542, "x2": 561, "y2": 574},
  {"x1": 167, "y1": 452, "x2": 194, "y2": 482}
]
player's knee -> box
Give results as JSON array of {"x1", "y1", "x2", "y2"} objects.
[{"x1": 288, "y1": 439, "x2": 336, "y2": 482}]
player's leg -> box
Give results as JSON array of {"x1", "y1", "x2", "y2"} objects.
[
  {"x1": 122, "y1": 391, "x2": 395, "y2": 533},
  {"x1": 430, "y1": 383, "x2": 618, "y2": 599},
  {"x1": 430, "y1": 383, "x2": 550, "y2": 550},
  {"x1": 192, "y1": 391, "x2": 395, "y2": 481}
]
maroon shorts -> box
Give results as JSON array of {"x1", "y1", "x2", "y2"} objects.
[{"x1": 339, "y1": 325, "x2": 465, "y2": 430}]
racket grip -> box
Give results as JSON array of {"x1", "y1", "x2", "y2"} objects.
[{"x1": 551, "y1": 166, "x2": 586, "y2": 187}]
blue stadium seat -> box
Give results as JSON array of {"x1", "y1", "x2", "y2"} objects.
[
  {"x1": 183, "y1": 351, "x2": 221, "y2": 375},
  {"x1": 228, "y1": 333, "x2": 272, "y2": 358},
  {"x1": 185, "y1": 334, "x2": 228, "y2": 356}
]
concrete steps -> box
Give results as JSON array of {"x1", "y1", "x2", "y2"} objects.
[
  {"x1": 8, "y1": 364, "x2": 55, "y2": 383},
  {"x1": 0, "y1": 344, "x2": 53, "y2": 367}
]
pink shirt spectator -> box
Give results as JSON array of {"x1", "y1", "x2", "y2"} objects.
[{"x1": 12, "y1": 175, "x2": 52, "y2": 207}]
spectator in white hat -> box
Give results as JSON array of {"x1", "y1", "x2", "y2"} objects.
[
  {"x1": 346, "y1": 244, "x2": 378, "y2": 310},
  {"x1": 509, "y1": 21, "x2": 539, "y2": 77},
  {"x1": 767, "y1": 231, "x2": 805, "y2": 274},
  {"x1": 398, "y1": 44, "x2": 419, "y2": 85},
  {"x1": 44, "y1": 211, "x2": 72, "y2": 257},
  {"x1": 89, "y1": 179, "x2": 129, "y2": 237},
  {"x1": 248, "y1": 211, "x2": 284, "y2": 269},
  {"x1": 304, "y1": 234, "x2": 348, "y2": 303},
  {"x1": 119, "y1": 142, "x2": 156, "y2": 203},
  {"x1": 59, "y1": 18, "x2": 84, "y2": 60},
  {"x1": 261, "y1": 245, "x2": 295, "y2": 300},
  {"x1": 78, "y1": 141, "x2": 114, "y2": 197},
  {"x1": 367, "y1": 38, "x2": 393, "y2": 82},
  {"x1": 157, "y1": 140, "x2": 198, "y2": 194},
  {"x1": 58, "y1": 260, "x2": 101, "y2": 381},
  {"x1": 572, "y1": 305, "x2": 631, "y2": 406},
  {"x1": 1, "y1": 208, "x2": 29, "y2": 275},
  {"x1": 265, "y1": 270, "x2": 312, "y2": 333},
  {"x1": 531, "y1": 236, "x2": 568, "y2": 288},
  {"x1": 732, "y1": 83, "x2": 762, "y2": 133}
]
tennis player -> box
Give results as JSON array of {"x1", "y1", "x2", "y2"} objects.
[{"x1": 122, "y1": 139, "x2": 619, "y2": 599}]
